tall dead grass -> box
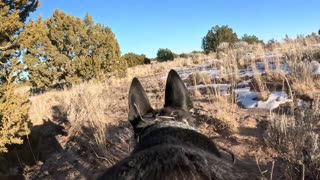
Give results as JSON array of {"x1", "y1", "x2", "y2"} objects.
[
  {"x1": 27, "y1": 34, "x2": 320, "y2": 166},
  {"x1": 29, "y1": 79, "x2": 129, "y2": 159},
  {"x1": 265, "y1": 98, "x2": 320, "y2": 179},
  {"x1": 126, "y1": 52, "x2": 215, "y2": 79}
]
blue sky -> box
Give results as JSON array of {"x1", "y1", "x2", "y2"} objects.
[{"x1": 30, "y1": 0, "x2": 320, "y2": 58}]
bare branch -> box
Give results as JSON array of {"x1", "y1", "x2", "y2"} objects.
[{"x1": 0, "y1": 40, "x2": 17, "y2": 51}]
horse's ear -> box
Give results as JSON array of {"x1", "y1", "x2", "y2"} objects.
[
  {"x1": 164, "y1": 69, "x2": 193, "y2": 111},
  {"x1": 128, "y1": 78, "x2": 153, "y2": 131}
]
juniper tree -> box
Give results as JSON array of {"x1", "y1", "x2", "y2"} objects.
[
  {"x1": 241, "y1": 34, "x2": 263, "y2": 44},
  {"x1": 0, "y1": 0, "x2": 39, "y2": 152},
  {"x1": 121, "y1": 53, "x2": 150, "y2": 67},
  {"x1": 156, "y1": 48, "x2": 174, "y2": 62},
  {"x1": 202, "y1": 25, "x2": 238, "y2": 53},
  {"x1": 21, "y1": 10, "x2": 125, "y2": 88}
]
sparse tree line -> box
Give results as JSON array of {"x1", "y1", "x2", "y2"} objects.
[{"x1": 202, "y1": 25, "x2": 264, "y2": 54}]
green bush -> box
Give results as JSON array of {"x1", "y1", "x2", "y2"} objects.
[
  {"x1": 144, "y1": 56, "x2": 151, "y2": 64},
  {"x1": 179, "y1": 53, "x2": 188, "y2": 58},
  {"x1": 0, "y1": 0, "x2": 38, "y2": 152},
  {"x1": 156, "y1": 48, "x2": 175, "y2": 62},
  {"x1": 0, "y1": 82, "x2": 30, "y2": 152},
  {"x1": 202, "y1": 25, "x2": 238, "y2": 54},
  {"x1": 20, "y1": 11, "x2": 124, "y2": 88},
  {"x1": 121, "y1": 53, "x2": 150, "y2": 67},
  {"x1": 241, "y1": 34, "x2": 263, "y2": 44},
  {"x1": 313, "y1": 50, "x2": 320, "y2": 62}
]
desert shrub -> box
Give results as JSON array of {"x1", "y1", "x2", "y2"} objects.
[
  {"x1": 65, "y1": 80, "x2": 129, "y2": 161},
  {"x1": 251, "y1": 75, "x2": 270, "y2": 101},
  {"x1": 0, "y1": 82, "x2": 30, "y2": 152},
  {"x1": 265, "y1": 39, "x2": 281, "y2": 51},
  {"x1": 202, "y1": 25, "x2": 238, "y2": 54},
  {"x1": 0, "y1": 0, "x2": 39, "y2": 152},
  {"x1": 187, "y1": 71, "x2": 211, "y2": 86},
  {"x1": 191, "y1": 50, "x2": 203, "y2": 54},
  {"x1": 66, "y1": 82, "x2": 112, "y2": 158},
  {"x1": 156, "y1": 48, "x2": 175, "y2": 62},
  {"x1": 179, "y1": 53, "x2": 189, "y2": 58},
  {"x1": 287, "y1": 60, "x2": 318, "y2": 93},
  {"x1": 121, "y1": 53, "x2": 150, "y2": 67},
  {"x1": 241, "y1": 34, "x2": 263, "y2": 44},
  {"x1": 265, "y1": 100, "x2": 320, "y2": 179},
  {"x1": 20, "y1": 11, "x2": 125, "y2": 89},
  {"x1": 312, "y1": 50, "x2": 320, "y2": 62},
  {"x1": 144, "y1": 56, "x2": 151, "y2": 64}
]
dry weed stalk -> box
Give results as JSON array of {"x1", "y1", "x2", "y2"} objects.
[{"x1": 266, "y1": 99, "x2": 320, "y2": 179}]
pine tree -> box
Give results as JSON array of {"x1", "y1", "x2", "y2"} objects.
[{"x1": 0, "y1": 0, "x2": 39, "y2": 152}]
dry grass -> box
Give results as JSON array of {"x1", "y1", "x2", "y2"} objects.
[
  {"x1": 188, "y1": 71, "x2": 211, "y2": 86},
  {"x1": 28, "y1": 79, "x2": 129, "y2": 158},
  {"x1": 287, "y1": 59, "x2": 320, "y2": 95},
  {"x1": 29, "y1": 91, "x2": 68, "y2": 126},
  {"x1": 26, "y1": 34, "x2": 320, "y2": 170},
  {"x1": 265, "y1": 98, "x2": 320, "y2": 179},
  {"x1": 126, "y1": 52, "x2": 216, "y2": 79},
  {"x1": 251, "y1": 63, "x2": 270, "y2": 101},
  {"x1": 210, "y1": 95, "x2": 239, "y2": 134}
]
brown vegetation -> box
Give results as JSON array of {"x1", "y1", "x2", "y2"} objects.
[{"x1": 2, "y1": 32, "x2": 320, "y2": 179}]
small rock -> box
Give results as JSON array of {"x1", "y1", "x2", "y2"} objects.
[{"x1": 37, "y1": 161, "x2": 44, "y2": 166}]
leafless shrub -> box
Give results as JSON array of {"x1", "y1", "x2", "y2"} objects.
[{"x1": 265, "y1": 99, "x2": 320, "y2": 179}]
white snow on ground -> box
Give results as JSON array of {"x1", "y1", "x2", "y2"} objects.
[
  {"x1": 188, "y1": 84, "x2": 231, "y2": 91},
  {"x1": 174, "y1": 56, "x2": 289, "y2": 81},
  {"x1": 297, "y1": 99, "x2": 313, "y2": 108},
  {"x1": 174, "y1": 65, "x2": 221, "y2": 80},
  {"x1": 310, "y1": 61, "x2": 320, "y2": 75},
  {"x1": 187, "y1": 84, "x2": 293, "y2": 110},
  {"x1": 234, "y1": 87, "x2": 259, "y2": 108},
  {"x1": 237, "y1": 79, "x2": 252, "y2": 87},
  {"x1": 235, "y1": 88, "x2": 292, "y2": 110},
  {"x1": 171, "y1": 54, "x2": 319, "y2": 110}
]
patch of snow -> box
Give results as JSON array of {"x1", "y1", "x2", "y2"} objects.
[
  {"x1": 310, "y1": 61, "x2": 320, "y2": 75},
  {"x1": 297, "y1": 99, "x2": 312, "y2": 108},
  {"x1": 256, "y1": 92, "x2": 292, "y2": 110},
  {"x1": 237, "y1": 79, "x2": 252, "y2": 87},
  {"x1": 188, "y1": 84, "x2": 231, "y2": 91},
  {"x1": 174, "y1": 57, "x2": 290, "y2": 82},
  {"x1": 236, "y1": 89, "x2": 292, "y2": 110},
  {"x1": 206, "y1": 69, "x2": 221, "y2": 79},
  {"x1": 235, "y1": 88, "x2": 259, "y2": 108}
]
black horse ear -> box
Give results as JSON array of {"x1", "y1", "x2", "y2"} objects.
[
  {"x1": 128, "y1": 78, "x2": 153, "y2": 130},
  {"x1": 164, "y1": 69, "x2": 193, "y2": 111}
]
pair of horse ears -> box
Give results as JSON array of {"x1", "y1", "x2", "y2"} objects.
[{"x1": 128, "y1": 69, "x2": 193, "y2": 124}]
